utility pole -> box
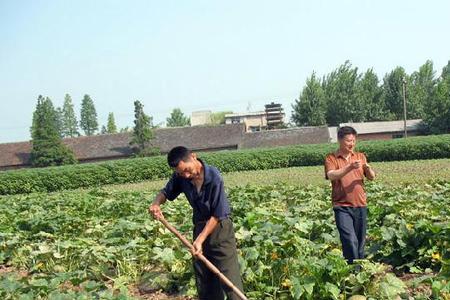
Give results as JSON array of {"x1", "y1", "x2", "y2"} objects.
[{"x1": 402, "y1": 77, "x2": 408, "y2": 138}]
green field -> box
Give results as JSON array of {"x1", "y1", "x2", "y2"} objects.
[
  {"x1": 107, "y1": 158, "x2": 450, "y2": 192},
  {"x1": 1, "y1": 159, "x2": 449, "y2": 299}
]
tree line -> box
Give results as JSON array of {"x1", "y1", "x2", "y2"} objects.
[
  {"x1": 29, "y1": 95, "x2": 189, "y2": 167},
  {"x1": 291, "y1": 60, "x2": 450, "y2": 134},
  {"x1": 38, "y1": 94, "x2": 192, "y2": 139}
]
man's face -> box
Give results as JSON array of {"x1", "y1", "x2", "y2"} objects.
[
  {"x1": 174, "y1": 154, "x2": 199, "y2": 179},
  {"x1": 339, "y1": 134, "x2": 356, "y2": 153}
]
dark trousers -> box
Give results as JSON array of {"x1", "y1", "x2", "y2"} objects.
[
  {"x1": 193, "y1": 218, "x2": 244, "y2": 300},
  {"x1": 333, "y1": 206, "x2": 367, "y2": 264}
]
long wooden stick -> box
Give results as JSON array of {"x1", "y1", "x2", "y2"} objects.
[{"x1": 158, "y1": 217, "x2": 248, "y2": 300}]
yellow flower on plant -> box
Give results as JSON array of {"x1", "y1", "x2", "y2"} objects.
[
  {"x1": 271, "y1": 252, "x2": 279, "y2": 260},
  {"x1": 281, "y1": 278, "x2": 292, "y2": 288},
  {"x1": 406, "y1": 223, "x2": 413, "y2": 230},
  {"x1": 431, "y1": 252, "x2": 441, "y2": 261},
  {"x1": 331, "y1": 248, "x2": 342, "y2": 255}
]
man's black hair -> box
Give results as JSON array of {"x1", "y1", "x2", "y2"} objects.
[
  {"x1": 337, "y1": 126, "x2": 357, "y2": 139},
  {"x1": 167, "y1": 146, "x2": 192, "y2": 168}
]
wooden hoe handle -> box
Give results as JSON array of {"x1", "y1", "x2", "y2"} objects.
[{"x1": 158, "y1": 217, "x2": 248, "y2": 300}]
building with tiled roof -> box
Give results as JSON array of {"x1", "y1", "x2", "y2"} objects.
[
  {"x1": 0, "y1": 124, "x2": 244, "y2": 170},
  {"x1": 337, "y1": 119, "x2": 423, "y2": 141},
  {"x1": 0, "y1": 124, "x2": 330, "y2": 170}
]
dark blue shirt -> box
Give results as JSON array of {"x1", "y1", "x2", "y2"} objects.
[{"x1": 161, "y1": 160, "x2": 231, "y2": 224}]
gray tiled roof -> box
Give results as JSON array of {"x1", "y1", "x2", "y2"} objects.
[
  {"x1": 340, "y1": 119, "x2": 423, "y2": 134},
  {"x1": 241, "y1": 126, "x2": 330, "y2": 148}
]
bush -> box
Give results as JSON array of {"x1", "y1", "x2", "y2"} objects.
[{"x1": 1, "y1": 134, "x2": 449, "y2": 195}]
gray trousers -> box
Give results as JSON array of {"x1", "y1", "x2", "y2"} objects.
[{"x1": 193, "y1": 218, "x2": 244, "y2": 300}]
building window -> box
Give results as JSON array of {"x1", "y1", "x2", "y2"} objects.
[{"x1": 231, "y1": 117, "x2": 241, "y2": 124}]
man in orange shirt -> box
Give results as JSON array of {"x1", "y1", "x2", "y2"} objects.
[{"x1": 325, "y1": 126, "x2": 376, "y2": 264}]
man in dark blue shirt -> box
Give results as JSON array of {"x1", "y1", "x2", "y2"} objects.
[{"x1": 149, "y1": 146, "x2": 244, "y2": 300}]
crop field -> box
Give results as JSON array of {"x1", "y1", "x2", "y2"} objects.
[
  {"x1": 108, "y1": 159, "x2": 450, "y2": 192},
  {"x1": 1, "y1": 159, "x2": 449, "y2": 299}
]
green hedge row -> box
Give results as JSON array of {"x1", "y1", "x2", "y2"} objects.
[
  {"x1": 206, "y1": 134, "x2": 450, "y2": 172},
  {"x1": 1, "y1": 134, "x2": 449, "y2": 195}
]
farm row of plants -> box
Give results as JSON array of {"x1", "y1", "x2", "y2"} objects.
[
  {"x1": 1, "y1": 134, "x2": 450, "y2": 195},
  {"x1": 1, "y1": 180, "x2": 449, "y2": 299}
]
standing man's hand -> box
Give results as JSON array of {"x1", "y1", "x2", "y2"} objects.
[
  {"x1": 148, "y1": 203, "x2": 164, "y2": 220},
  {"x1": 363, "y1": 163, "x2": 376, "y2": 180},
  {"x1": 349, "y1": 160, "x2": 362, "y2": 170}
]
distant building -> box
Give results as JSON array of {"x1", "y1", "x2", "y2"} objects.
[
  {"x1": 224, "y1": 102, "x2": 285, "y2": 132},
  {"x1": 336, "y1": 119, "x2": 423, "y2": 142},
  {"x1": 191, "y1": 110, "x2": 212, "y2": 126},
  {"x1": 265, "y1": 102, "x2": 285, "y2": 129},
  {"x1": 225, "y1": 111, "x2": 267, "y2": 132}
]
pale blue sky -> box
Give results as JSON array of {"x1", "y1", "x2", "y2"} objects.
[{"x1": 1, "y1": 0, "x2": 449, "y2": 142}]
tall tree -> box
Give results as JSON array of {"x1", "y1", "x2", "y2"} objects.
[
  {"x1": 55, "y1": 107, "x2": 64, "y2": 138},
  {"x1": 130, "y1": 100, "x2": 155, "y2": 155},
  {"x1": 62, "y1": 94, "x2": 79, "y2": 137},
  {"x1": 439, "y1": 60, "x2": 450, "y2": 81},
  {"x1": 423, "y1": 62, "x2": 450, "y2": 133},
  {"x1": 80, "y1": 94, "x2": 98, "y2": 135},
  {"x1": 30, "y1": 95, "x2": 77, "y2": 167},
  {"x1": 356, "y1": 68, "x2": 386, "y2": 121},
  {"x1": 166, "y1": 108, "x2": 190, "y2": 127},
  {"x1": 408, "y1": 60, "x2": 436, "y2": 119},
  {"x1": 107, "y1": 112, "x2": 118, "y2": 133},
  {"x1": 291, "y1": 72, "x2": 326, "y2": 126},
  {"x1": 323, "y1": 61, "x2": 362, "y2": 125},
  {"x1": 381, "y1": 67, "x2": 408, "y2": 120},
  {"x1": 425, "y1": 80, "x2": 450, "y2": 133}
]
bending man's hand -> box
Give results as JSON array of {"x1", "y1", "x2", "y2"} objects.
[
  {"x1": 191, "y1": 216, "x2": 219, "y2": 257},
  {"x1": 148, "y1": 192, "x2": 167, "y2": 220},
  {"x1": 192, "y1": 238, "x2": 204, "y2": 257},
  {"x1": 148, "y1": 203, "x2": 164, "y2": 220}
]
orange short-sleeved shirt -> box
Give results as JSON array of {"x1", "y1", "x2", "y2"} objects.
[{"x1": 324, "y1": 151, "x2": 368, "y2": 207}]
